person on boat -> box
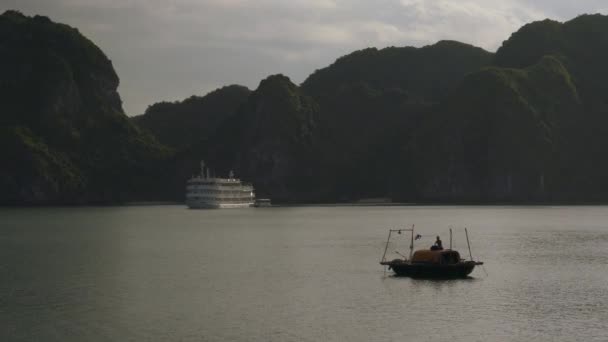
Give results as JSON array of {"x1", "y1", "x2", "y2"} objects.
[{"x1": 431, "y1": 236, "x2": 443, "y2": 250}]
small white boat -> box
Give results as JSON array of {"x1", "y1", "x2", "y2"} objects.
[{"x1": 254, "y1": 199, "x2": 272, "y2": 207}]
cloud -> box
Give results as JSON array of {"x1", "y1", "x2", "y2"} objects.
[
  {"x1": 1, "y1": 0, "x2": 606, "y2": 115},
  {"x1": 393, "y1": 0, "x2": 547, "y2": 49}
]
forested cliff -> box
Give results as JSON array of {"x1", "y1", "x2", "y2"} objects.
[
  {"x1": 0, "y1": 10, "x2": 169, "y2": 204},
  {"x1": 3, "y1": 10, "x2": 608, "y2": 204}
]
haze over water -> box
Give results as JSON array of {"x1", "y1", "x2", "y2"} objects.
[{"x1": 1, "y1": 205, "x2": 607, "y2": 341}]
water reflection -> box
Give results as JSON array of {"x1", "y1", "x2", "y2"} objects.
[
  {"x1": 0, "y1": 208, "x2": 138, "y2": 340},
  {"x1": 2, "y1": 205, "x2": 608, "y2": 341}
]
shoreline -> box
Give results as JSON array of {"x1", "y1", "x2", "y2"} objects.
[
  {"x1": 123, "y1": 201, "x2": 182, "y2": 206},
  {"x1": 4, "y1": 201, "x2": 608, "y2": 208}
]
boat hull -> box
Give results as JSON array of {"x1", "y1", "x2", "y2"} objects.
[{"x1": 384, "y1": 261, "x2": 480, "y2": 278}]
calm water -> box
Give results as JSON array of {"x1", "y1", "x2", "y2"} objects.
[{"x1": 1, "y1": 205, "x2": 608, "y2": 341}]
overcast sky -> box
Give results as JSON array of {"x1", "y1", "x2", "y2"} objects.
[{"x1": 2, "y1": 1, "x2": 606, "y2": 115}]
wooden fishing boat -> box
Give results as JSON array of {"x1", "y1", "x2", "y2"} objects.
[{"x1": 380, "y1": 226, "x2": 483, "y2": 278}]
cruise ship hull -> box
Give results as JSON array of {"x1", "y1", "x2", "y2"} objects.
[
  {"x1": 186, "y1": 161, "x2": 256, "y2": 209},
  {"x1": 186, "y1": 201, "x2": 254, "y2": 209}
]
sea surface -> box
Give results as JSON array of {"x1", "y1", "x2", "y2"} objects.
[{"x1": 1, "y1": 205, "x2": 608, "y2": 341}]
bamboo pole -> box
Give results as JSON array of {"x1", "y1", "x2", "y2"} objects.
[
  {"x1": 382, "y1": 227, "x2": 415, "y2": 263},
  {"x1": 465, "y1": 227, "x2": 473, "y2": 261},
  {"x1": 449, "y1": 228, "x2": 453, "y2": 250},
  {"x1": 381, "y1": 230, "x2": 392, "y2": 263},
  {"x1": 409, "y1": 224, "x2": 415, "y2": 261}
]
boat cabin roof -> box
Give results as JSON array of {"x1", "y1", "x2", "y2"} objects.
[{"x1": 411, "y1": 250, "x2": 461, "y2": 264}]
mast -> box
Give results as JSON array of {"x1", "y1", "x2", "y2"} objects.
[
  {"x1": 380, "y1": 226, "x2": 415, "y2": 263},
  {"x1": 381, "y1": 230, "x2": 393, "y2": 263},
  {"x1": 449, "y1": 228, "x2": 453, "y2": 250},
  {"x1": 409, "y1": 224, "x2": 415, "y2": 261},
  {"x1": 465, "y1": 227, "x2": 474, "y2": 261}
]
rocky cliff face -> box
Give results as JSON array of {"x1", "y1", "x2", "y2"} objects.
[
  {"x1": 206, "y1": 75, "x2": 325, "y2": 202},
  {"x1": 412, "y1": 56, "x2": 581, "y2": 201},
  {"x1": 132, "y1": 85, "x2": 251, "y2": 150},
  {"x1": 0, "y1": 11, "x2": 168, "y2": 204},
  {"x1": 299, "y1": 41, "x2": 495, "y2": 201},
  {"x1": 302, "y1": 40, "x2": 494, "y2": 102},
  {"x1": 146, "y1": 16, "x2": 608, "y2": 203},
  {"x1": 491, "y1": 14, "x2": 608, "y2": 200},
  {"x1": 6, "y1": 10, "x2": 608, "y2": 204}
]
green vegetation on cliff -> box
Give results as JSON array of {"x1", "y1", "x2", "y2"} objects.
[
  {"x1": 410, "y1": 56, "x2": 581, "y2": 201},
  {"x1": 5, "y1": 10, "x2": 608, "y2": 204},
  {"x1": 132, "y1": 85, "x2": 251, "y2": 150},
  {"x1": 206, "y1": 75, "x2": 325, "y2": 202},
  {"x1": 0, "y1": 10, "x2": 169, "y2": 204},
  {"x1": 491, "y1": 14, "x2": 608, "y2": 200},
  {"x1": 300, "y1": 41, "x2": 494, "y2": 200},
  {"x1": 303, "y1": 40, "x2": 493, "y2": 102},
  {"x1": 131, "y1": 13, "x2": 608, "y2": 203}
]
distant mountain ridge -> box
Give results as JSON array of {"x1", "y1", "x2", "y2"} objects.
[
  {"x1": 302, "y1": 40, "x2": 493, "y2": 102},
  {"x1": 135, "y1": 40, "x2": 495, "y2": 201},
  {"x1": 3, "y1": 9, "x2": 608, "y2": 204}
]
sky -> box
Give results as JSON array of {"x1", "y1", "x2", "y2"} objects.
[{"x1": 1, "y1": 1, "x2": 607, "y2": 115}]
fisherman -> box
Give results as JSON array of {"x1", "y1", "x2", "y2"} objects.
[{"x1": 431, "y1": 236, "x2": 443, "y2": 250}]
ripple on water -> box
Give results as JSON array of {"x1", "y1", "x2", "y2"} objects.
[{"x1": 2, "y1": 205, "x2": 608, "y2": 341}]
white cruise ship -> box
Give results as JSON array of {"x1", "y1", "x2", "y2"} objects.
[{"x1": 186, "y1": 161, "x2": 255, "y2": 209}]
